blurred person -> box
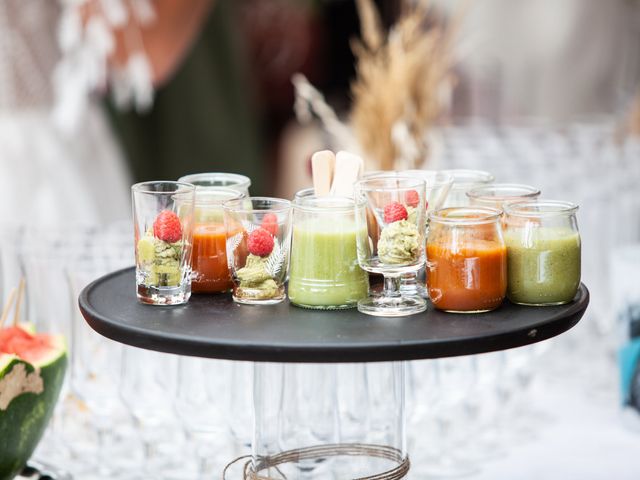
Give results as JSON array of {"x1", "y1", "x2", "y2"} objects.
[
  {"x1": 0, "y1": 0, "x2": 212, "y2": 224},
  {"x1": 107, "y1": 0, "x2": 264, "y2": 194}
]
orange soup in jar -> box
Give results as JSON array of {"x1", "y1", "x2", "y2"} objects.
[
  {"x1": 191, "y1": 189, "x2": 245, "y2": 293},
  {"x1": 427, "y1": 207, "x2": 507, "y2": 313}
]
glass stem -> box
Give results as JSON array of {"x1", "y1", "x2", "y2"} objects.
[
  {"x1": 383, "y1": 276, "x2": 402, "y2": 298},
  {"x1": 400, "y1": 273, "x2": 416, "y2": 288}
]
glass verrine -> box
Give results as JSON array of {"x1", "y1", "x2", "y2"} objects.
[
  {"x1": 223, "y1": 197, "x2": 292, "y2": 305},
  {"x1": 191, "y1": 188, "x2": 245, "y2": 294},
  {"x1": 362, "y1": 170, "x2": 454, "y2": 211},
  {"x1": 178, "y1": 172, "x2": 251, "y2": 196},
  {"x1": 292, "y1": 187, "x2": 315, "y2": 202},
  {"x1": 503, "y1": 200, "x2": 581, "y2": 306},
  {"x1": 354, "y1": 175, "x2": 427, "y2": 316},
  {"x1": 402, "y1": 170, "x2": 454, "y2": 297},
  {"x1": 289, "y1": 195, "x2": 369, "y2": 309},
  {"x1": 132, "y1": 181, "x2": 195, "y2": 305},
  {"x1": 466, "y1": 184, "x2": 541, "y2": 210},
  {"x1": 441, "y1": 169, "x2": 495, "y2": 207},
  {"x1": 361, "y1": 170, "x2": 454, "y2": 298},
  {"x1": 427, "y1": 207, "x2": 507, "y2": 313}
]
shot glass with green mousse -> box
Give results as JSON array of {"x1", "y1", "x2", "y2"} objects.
[
  {"x1": 224, "y1": 197, "x2": 292, "y2": 305},
  {"x1": 132, "y1": 181, "x2": 196, "y2": 305},
  {"x1": 503, "y1": 200, "x2": 581, "y2": 306},
  {"x1": 288, "y1": 193, "x2": 369, "y2": 309}
]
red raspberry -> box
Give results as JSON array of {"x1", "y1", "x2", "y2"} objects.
[
  {"x1": 404, "y1": 190, "x2": 419, "y2": 208},
  {"x1": 383, "y1": 202, "x2": 408, "y2": 223},
  {"x1": 247, "y1": 227, "x2": 275, "y2": 257},
  {"x1": 153, "y1": 210, "x2": 183, "y2": 243},
  {"x1": 261, "y1": 213, "x2": 279, "y2": 237}
]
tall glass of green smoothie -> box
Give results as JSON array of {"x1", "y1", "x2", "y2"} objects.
[
  {"x1": 504, "y1": 200, "x2": 581, "y2": 306},
  {"x1": 288, "y1": 195, "x2": 369, "y2": 309}
]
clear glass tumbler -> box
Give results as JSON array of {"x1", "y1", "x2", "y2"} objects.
[
  {"x1": 441, "y1": 169, "x2": 495, "y2": 207},
  {"x1": 178, "y1": 172, "x2": 251, "y2": 196},
  {"x1": 503, "y1": 200, "x2": 581, "y2": 305},
  {"x1": 223, "y1": 197, "x2": 292, "y2": 304},
  {"x1": 401, "y1": 170, "x2": 454, "y2": 297},
  {"x1": 354, "y1": 175, "x2": 427, "y2": 316},
  {"x1": 132, "y1": 181, "x2": 195, "y2": 305},
  {"x1": 191, "y1": 188, "x2": 245, "y2": 294},
  {"x1": 467, "y1": 183, "x2": 541, "y2": 210},
  {"x1": 427, "y1": 207, "x2": 507, "y2": 313},
  {"x1": 289, "y1": 195, "x2": 369, "y2": 310}
]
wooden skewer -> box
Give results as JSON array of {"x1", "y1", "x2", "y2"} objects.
[
  {"x1": 0, "y1": 288, "x2": 17, "y2": 330},
  {"x1": 12, "y1": 278, "x2": 25, "y2": 327}
]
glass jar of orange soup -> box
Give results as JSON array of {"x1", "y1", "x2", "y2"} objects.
[
  {"x1": 427, "y1": 207, "x2": 507, "y2": 313},
  {"x1": 191, "y1": 188, "x2": 246, "y2": 293}
]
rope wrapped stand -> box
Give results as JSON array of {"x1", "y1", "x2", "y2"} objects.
[{"x1": 223, "y1": 443, "x2": 410, "y2": 480}]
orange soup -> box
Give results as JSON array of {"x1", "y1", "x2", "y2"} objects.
[
  {"x1": 192, "y1": 224, "x2": 232, "y2": 293},
  {"x1": 427, "y1": 239, "x2": 507, "y2": 312}
]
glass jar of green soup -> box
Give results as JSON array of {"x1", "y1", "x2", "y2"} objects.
[
  {"x1": 288, "y1": 195, "x2": 369, "y2": 309},
  {"x1": 503, "y1": 200, "x2": 581, "y2": 306}
]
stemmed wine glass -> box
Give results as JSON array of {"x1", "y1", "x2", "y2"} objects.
[
  {"x1": 354, "y1": 175, "x2": 427, "y2": 316},
  {"x1": 411, "y1": 359, "x2": 480, "y2": 478},
  {"x1": 120, "y1": 347, "x2": 179, "y2": 478},
  {"x1": 65, "y1": 264, "x2": 129, "y2": 478},
  {"x1": 173, "y1": 356, "x2": 230, "y2": 479}
]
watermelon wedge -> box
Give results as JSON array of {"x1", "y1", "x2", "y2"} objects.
[{"x1": 0, "y1": 325, "x2": 67, "y2": 480}]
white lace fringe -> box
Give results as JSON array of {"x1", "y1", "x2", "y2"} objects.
[{"x1": 53, "y1": 0, "x2": 155, "y2": 133}]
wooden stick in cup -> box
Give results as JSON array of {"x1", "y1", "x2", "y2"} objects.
[
  {"x1": 12, "y1": 278, "x2": 25, "y2": 327},
  {"x1": 0, "y1": 288, "x2": 17, "y2": 330},
  {"x1": 330, "y1": 151, "x2": 364, "y2": 197},
  {"x1": 311, "y1": 150, "x2": 336, "y2": 196}
]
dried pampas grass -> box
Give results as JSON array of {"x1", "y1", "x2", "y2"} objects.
[
  {"x1": 292, "y1": 0, "x2": 464, "y2": 170},
  {"x1": 351, "y1": 0, "x2": 464, "y2": 170}
]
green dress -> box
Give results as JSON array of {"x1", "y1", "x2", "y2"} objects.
[{"x1": 106, "y1": 0, "x2": 264, "y2": 195}]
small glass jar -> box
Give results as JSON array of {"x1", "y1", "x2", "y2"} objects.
[
  {"x1": 466, "y1": 184, "x2": 541, "y2": 210},
  {"x1": 191, "y1": 188, "x2": 245, "y2": 293},
  {"x1": 292, "y1": 187, "x2": 314, "y2": 202},
  {"x1": 178, "y1": 172, "x2": 251, "y2": 196},
  {"x1": 503, "y1": 201, "x2": 581, "y2": 306},
  {"x1": 441, "y1": 169, "x2": 494, "y2": 207},
  {"x1": 427, "y1": 207, "x2": 507, "y2": 313},
  {"x1": 288, "y1": 195, "x2": 369, "y2": 309}
]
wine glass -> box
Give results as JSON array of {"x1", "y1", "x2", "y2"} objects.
[
  {"x1": 120, "y1": 347, "x2": 179, "y2": 477},
  {"x1": 354, "y1": 175, "x2": 427, "y2": 316},
  {"x1": 173, "y1": 356, "x2": 230, "y2": 479}
]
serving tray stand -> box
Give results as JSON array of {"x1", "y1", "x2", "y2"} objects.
[{"x1": 79, "y1": 267, "x2": 589, "y2": 478}]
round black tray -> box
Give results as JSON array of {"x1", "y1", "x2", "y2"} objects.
[{"x1": 79, "y1": 267, "x2": 588, "y2": 363}]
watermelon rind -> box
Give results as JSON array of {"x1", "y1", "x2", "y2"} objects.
[
  {"x1": 0, "y1": 354, "x2": 17, "y2": 375},
  {"x1": 0, "y1": 335, "x2": 67, "y2": 480}
]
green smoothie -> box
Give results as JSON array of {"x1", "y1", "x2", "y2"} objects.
[
  {"x1": 288, "y1": 220, "x2": 369, "y2": 309},
  {"x1": 505, "y1": 227, "x2": 581, "y2": 305}
]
